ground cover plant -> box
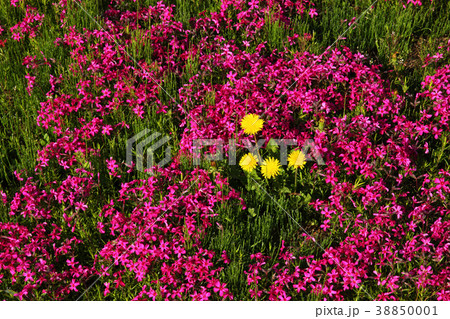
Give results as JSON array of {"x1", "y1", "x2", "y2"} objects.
[{"x1": 0, "y1": 0, "x2": 449, "y2": 301}]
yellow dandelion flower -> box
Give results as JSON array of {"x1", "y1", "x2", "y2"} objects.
[
  {"x1": 239, "y1": 153, "x2": 258, "y2": 172},
  {"x1": 260, "y1": 157, "x2": 281, "y2": 179},
  {"x1": 240, "y1": 114, "x2": 264, "y2": 135},
  {"x1": 288, "y1": 150, "x2": 306, "y2": 169}
]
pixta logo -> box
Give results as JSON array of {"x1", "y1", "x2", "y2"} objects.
[
  {"x1": 126, "y1": 129, "x2": 171, "y2": 174},
  {"x1": 192, "y1": 138, "x2": 325, "y2": 166}
]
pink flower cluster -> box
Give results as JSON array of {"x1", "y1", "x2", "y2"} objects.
[
  {"x1": 238, "y1": 43, "x2": 450, "y2": 300},
  {"x1": 2, "y1": 150, "x2": 245, "y2": 300},
  {"x1": 0, "y1": 24, "x2": 6, "y2": 47},
  {"x1": 0, "y1": 0, "x2": 449, "y2": 300},
  {"x1": 98, "y1": 166, "x2": 240, "y2": 300},
  {"x1": 10, "y1": 5, "x2": 44, "y2": 41}
]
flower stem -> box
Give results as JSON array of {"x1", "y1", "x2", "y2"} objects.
[{"x1": 294, "y1": 167, "x2": 298, "y2": 190}]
